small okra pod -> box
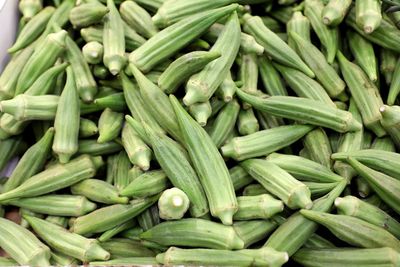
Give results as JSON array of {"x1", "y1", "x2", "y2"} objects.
[
  {"x1": 71, "y1": 195, "x2": 159, "y2": 235},
  {"x1": 78, "y1": 139, "x2": 122, "y2": 155},
  {"x1": 215, "y1": 71, "x2": 237, "y2": 102},
  {"x1": 120, "y1": 0, "x2": 158, "y2": 38},
  {"x1": 103, "y1": 0, "x2": 127, "y2": 75},
  {"x1": 371, "y1": 136, "x2": 396, "y2": 152},
  {"x1": 158, "y1": 187, "x2": 190, "y2": 220},
  {"x1": 100, "y1": 238, "x2": 156, "y2": 258},
  {"x1": 236, "y1": 90, "x2": 362, "y2": 133},
  {"x1": 258, "y1": 56, "x2": 287, "y2": 96},
  {"x1": 120, "y1": 170, "x2": 168, "y2": 198},
  {"x1": 210, "y1": 96, "x2": 226, "y2": 116},
  {"x1": 266, "y1": 153, "x2": 343, "y2": 183},
  {"x1": 140, "y1": 218, "x2": 244, "y2": 250},
  {"x1": 82, "y1": 41, "x2": 104, "y2": 65},
  {"x1": 243, "y1": 184, "x2": 269, "y2": 196},
  {"x1": 237, "y1": 108, "x2": 259, "y2": 135},
  {"x1": 79, "y1": 118, "x2": 98, "y2": 138},
  {"x1": 380, "y1": 49, "x2": 398, "y2": 85},
  {"x1": 233, "y1": 220, "x2": 278, "y2": 248},
  {"x1": 183, "y1": 12, "x2": 241, "y2": 106},
  {"x1": 239, "y1": 53, "x2": 259, "y2": 95},
  {"x1": 24, "y1": 215, "x2": 110, "y2": 262},
  {"x1": 69, "y1": 1, "x2": 109, "y2": 28},
  {"x1": 121, "y1": 123, "x2": 152, "y2": 170},
  {"x1": 98, "y1": 220, "x2": 137, "y2": 242},
  {"x1": 380, "y1": 105, "x2": 400, "y2": 148},
  {"x1": 15, "y1": 30, "x2": 67, "y2": 95},
  {"x1": 188, "y1": 101, "x2": 212, "y2": 127},
  {"x1": 221, "y1": 124, "x2": 313, "y2": 161},
  {"x1": 388, "y1": 59, "x2": 400, "y2": 105},
  {"x1": 304, "y1": 0, "x2": 338, "y2": 64},
  {"x1": 71, "y1": 179, "x2": 129, "y2": 204},
  {"x1": 0, "y1": 217, "x2": 51, "y2": 266},
  {"x1": 8, "y1": 6, "x2": 55, "y2": 54},
  {"x1": 46, "y1": 216, "x2": 69, "y2": 228},
  {"x1": 293, "y1": 247, "x2": 400, "y2": 267},
  {"x1": 97, "y1": 108, "x2": 124, "y2": 143},
  {"x1": 19, "y1": 0, "x2": 43, "y2": 19},
  {"x1": 321, "y1": 0, "x2": 352, "y2": 26},
  {"x1": 287, "y1": 11, "x2": 311, "y2": 50},
  {"x1": 233, "y1": 194, "x2": 283, "y2": 221},
  {"x1": 243, "y1": 14, "x2": 314, "y2": 77},
  {"x1": 9, "y1": 194, "x2": 97, "y2": 216},
  {"x1": 90, "y1": 257, "x2": 159, "y2": 266},
  {"x1": 290, "y1": 32, "x2": 346, "y2": 100},
  {"x1": 129, "y1": 4, "x2": 239, "y2": 73},
  {"x1": 94, "y1": 92, "x2": 127, "y2": 112},
  {"x1": 355, "y1": 0, "x2": 382, "y2": 34},
  {"x1": 240, "y1": 159, "x2": 313, "y2": 210},
  {"x1": 170, "y1": 95, "x2": 237, "y2": 225},
  {"x1": 303, "y1": 234, "x2": 336, "y2": 249},
  {"x1": 335, "y1": 195, "x2": 400, "y2": 239},
  {"x1": 300, "y1": 209, "x2": 400, "y2": 251},
  {"x1": 0, "y1": 155, "x2": 100, "y2": 202},
  {"x1": 303, "y1": 128, "x2": 333, "y2": 169},
  {"x1": 158, "y1": 51, "x2": 221, "y2": 94},
  {"x1": 113, "y1": 151, "x2": 132, "y2": 191},
  {"x1": 50, "y1": 251, "x2": 79, "y2": 266}
]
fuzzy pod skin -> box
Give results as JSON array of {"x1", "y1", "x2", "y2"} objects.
[
  {"x1": 303, "y1": 128, "x2": 333, "y2": 170},
  {"x1": 82, "y1": 41, "x2": 104, "y2": 65},
  {"x1": 388, "y1": 59, "x2": 400, "y2": 105},
  {"x1": 8, "y1": 6, "x2": 55, "y2": 54},
  {"x1": 97, "y1": 108, "x2": 124, "y2": 143},
  {"x1": 143, "y1": 122, "x2": 209, "y2": 218},
  {"x1": 129, "y1": 4, "x2": 239, "y2": 73},
  {"x1": 233, "y1": 220, "x2": 278, "y2": 248},
  {"x1": 158, "y1": 188, "x2": 190, "y2": 220},
  {"x1": 120, "y1": 170, "x2": 168, "y2": 198},
  {"x1": 237, "y1": 108, "x2": 259, "y2": 135},
  {"x1": 98, "y1": 220, "x2": 137, "y2": 243},
  {"x1": 158, "y1": 51, "x2": 221, "y2": 94},
  {"x1": 15, "y1": 30, "x2": 67, "y2": 95},
  {"x1": 90, "y1": 257, "x2": 159, "y2": 266},
  {"x1": 233, "y1": 194, "x2": 284, "y2": 220},
  {"x1": 287, "y1": 11, "x2": 311, "y2": 50},
  {"x1": 79, "y1": 118, "x2": 98, "y2": 138},
  {"x1": 24, "y1": 215, "x2": 110, "y2": 262},
  {"x1": 120, "y1": 0, "x2": 158, "y2": 38},
  {"x1": 266, "y1": 153, "x2": 344, "y2": 183},
  {"x1": 235, "y1": 90, "x2": 362, "y2": 133},
  {"x1": 183, "y1": 12, "x2": 240, "y2": 106},
  {"x1": 222, "y1": 124, "x2": 313, "y2": 161},
  {"x1": 8, "y1": 195, "x2": 97, "y2": 216},
  {"x1": 290, "y1": 32, "x2": 346, "y2": 100},
  {"x1": 335, "y1": 195, "x2": 400, "y2": 239},
  {"x1": 0, "y1": 155, "x2": 99, "y2": 202},
  {"x1": 0, "y1": 217, "x2": 51, "y2": 266},
  {"x1": 121, "y1": 123, "x2": 152, "y2": 170},
  {"x1": 258, "y1": 56, "x2": 287, "y2": 97},
  {"x1": 240, "y1": 159, "x2": 313, "y2": 210},
  {"x1": 321, "y1": 0, "x2": 352, "y2": 26},
  {"x1": 300, "y1": 210, "x2": 400, "y2": 251},
  {"x1": 19, "y1": 0, "x2": 43, "y2": 19},
  {"x1": 71, "y1": 195, "x2": 159, "y2": 235},
  {"x1": 71, "y1": 179, "x2": 129, "y2": 205},
  {"x1": 69, "y1": 2, "x2": 109, "y2": 28},
  {"x1": 355, "y1": 0, "x2": 382, "y2": 34},
  {"x1": 140, "y1": 218, "x2": 244, "y2": 250}
]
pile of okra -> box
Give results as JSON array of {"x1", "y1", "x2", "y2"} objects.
[{"x1": 2, "y1": 0, "x2": 400, "y2": 266}]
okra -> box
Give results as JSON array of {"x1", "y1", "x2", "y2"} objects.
[
  {"x1": 46, "y1": 216, "x2": 68, "y2": 228},
  {"x1": 303, "y1": 234, "x2": 336, "y2": 249},
  {"x1": 113, "y1": 151, "x2": 132, "y2": 191},
  {"x1": 371, "y1": 136, "x2": 396, "y2": 152},
  {"x1": 237, "y1": 108, "x2": 259, "y2": 135},
  {"x1": 71, "y1": 179, "x2": 129, "y2": 204},
  {"x1": 120, "y1": 170, "x2": 168, "y2": 198},
  {"x1": 243, "y1": 184, "x2": 269, "y2": 196},
  {"x1": 120, "y1": 0, "x2": 158, "y2": 38},
  {"x1": 69, "y1": 2, "x2": 109, "y2": 28},
  {"x1": 321, "y1": 0, "x2": 352, "y2": 26},
  {"x1": 98, "y1": 220, "x2": 137, "y2": 242},
  {"x1": 305, "y1": 182, "x2": 340, "y2": 198},
  {"x1": 100, "y1": 238, "x2": 155, "y2": 258},
  {"x1": 380, "y1": 49, "x2": 398, "y2": 85},
  {"x1": 303, "y1": 128, "x2": 333, "y2": 169},
  {"x1": 287, "y1": 11, "x2": 310, "y2": 50},
  {"x1": 356, "y1": 0, "x2": 382, "y2": 34},
  {"x1": 233, "y1": 220, "x2": 278, "y2": 248},
  {"x1": 78, "y1": 139, "x2": 122, "y2": 155},
  {"x1": 234, "y1": 194, "x2": 283, "y2": 220},
  {"x1": 138, "y1": 205, "x2": 160, "y2": 231},
  {"x1": 94, "y1": 92, "x2": 127, "y2": 112},
  {"x1": 388, "y1": 58, "x2": 400, "y2": 105},
  {"x1": 0, "y1": 136, "x2": 25, "y2": 173},
  {"x1": 0, "y1": 257, "x2": 17, "y2": 267},
  {"x1": 216, "y1": 71, "x2": 237, "y2": 102},
  {"x1": 82, "y1": 41, "x2": 104, "y2": 65},
  {"x1": 90, "y1": 257, "x2": 159, "y2": 266},
  {"x1": 19, "y1": 0, "x2": 43, "y2": 19},
  {"x1": 121, "y1": 123, "x2": 152, "y2": 170},
  {"x1": 79, "y1": 118, "x2": 98, "y2": 138},
  {"x1": 259, "y1": 56, "x2": 287, "y2": 97},
  {"x1": 50, "y1": 251, "x2": 79, "y2": 266},
  {"x1": 97, "y1": 108, "x2": 124, "y2": 143},
  {"x1": 158, "y1": 187, "x2": 190, "y2": 220},
  {"x1": 379, "y1": 105, "x2": 400, "y2": 148}
]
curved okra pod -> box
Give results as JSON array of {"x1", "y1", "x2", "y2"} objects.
[
  {"x1": 19, "y1": 0, "x2": 43, "y2": 19},
  {"x1": 82, "y1": 41, "x2": 104, "y2": 65},
  {"x1": 300, "y1": 210, "x2": 400, "y2": 251},
  {"x1": 129, "y1": 4, "x2": 239, "y2": 72},
  {"x1": 170, "y1": 95, "x2": 237, "y2": 225},
  {"x1": 236, "y1": 90, "x2": 361, "y2": 133},
  {"x1": 0, "y1": 217, "x2": 51, "y2": 266},
  {"x1": 388, "y1": 59, "x2": 400, "y2": 105},
  {"x1": 221, "y1": 124, "x2": 313, "y2": 161},
  {"x1": 120, "y1": 170, "x2": 168, "y2": 198},
  {"x1": 100, "y1": 238, "x2": 156, "y2": 258},
  {"x1": 71, "y1": 179, "x2": 129, "y2": 205},
  {"x1": 69, "y1": 1, "x2": 109, "y2": 28},
  {"x1": 234, "y1": 194, "x2": 284, "y2": 220},
  {"x1": 303, "y1": 128, "x2": 333, "y2": 169},
  {"x1": 183, "y1": 12, "x2": 240, "y2": 106},
  {"x1": 321, "y1": 0, "x2": 352, "y2": 26},
  {"x1": 158, "y1": 187, "x2": 190, "y2": 220},
  {"x1": 120, "y1": 0, "x2": 158, "y2": 38},
  {"x1": 287, "y1": 11, "x2": 311, "y2": 50},
  {"x1": 233, "y1": 220, "x2": 278, "y2": 248},
  {"x1": 97, "y1": 108, "x2": 124, "y2": 143},
  {"x1": 158, "y1": 51, "x2": 221, "y2": 94},
  {"x1": 379, "y1": 105, "x2": 400, "y2": 148},
  {"x1": 24, "y1": 215, "x2": 110, "y2": 262},
  {"x1": 121, "y1": 123, "x2": 152, "y2": 170},
  {"x1": 355, "y1": 0, "x2": 382, "y2": 34},
  {"x1": 237, "y1": 108, "x2": 259, "y2": 135},
  {"x1": 258, "y1": 56, "x2": 287, "y2": 97}
]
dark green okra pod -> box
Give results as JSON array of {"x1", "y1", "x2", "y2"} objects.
[
  {"x1": 287, "y1": 11, "x2": 311, "y2": 50},
  {"x1": 78, "y1": 139, "x2": 122, "y2": 155}
]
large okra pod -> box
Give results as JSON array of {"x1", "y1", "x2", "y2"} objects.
[
  {"x1": 25, "y1": 215, "x2": 110, "y2": 261},
  {"x1": 170, "y1": 95, "x2": 237, "y2": 225},
  {"x1": 222, "y1": 124, "x2": 313, "y2": 161},
  {"x1": 356, "y1": 0, "x2": 382, "y2": 34},
  {"x1": 140, "y1": 218, "x2": 244, "y2": 250},
  {"x1": 97, "y1": 108, "x2": 124, "y2": 143},
  {"x1": 236, "y1": 90, "x2": 362, "y2": 133},
  {"x1": 121, "y1": 123, "x2": 152, "y2": 170},
  {"x1": 183, "y1": 12, "x2": 240, "y2": 106},
  {"x1": 300, "y1": 210, "x2": 400, "y2": 251},
  {"x1": 71, "y1": 195, "x2": 158, "y2": 235},
  {"x1": 71, "y1": 179, "x2": 129, "y2": 204},
  {"x1": 234, "y1": 194, "x2": 284, "y2": 220},
  {"x1": 129, "y1": 4, "x2": 238, "y2": 72},
  {"x1": 0, "y1": 217, "x2": 51, "y2": 266},
  {"x1": 69, "y1": 2, "x2": 109, "y2": 28},
  {"x1": 100, "y1": 238, "x2": 156, "y2": 258},
  {"x1": 335, "y1": 195, "x2": 400, "y2": 239},
  {"x1": 258, "y1": 56, "x2": 287, "y2": 96},
  {"x1": 19, "y1": 0, "x2": 42, "y2": 19},
  {"x1": 120, "y1": 170, "x2": 168, "y2": 198},
  {"x1": 303, "y1": 128, "x2": 333, "y2": 169},
  {"x1": 120, "y1": 0, "x2": 158, "y2": 38},
  {"x1": 321, "y1": 0, "x2": 352, "y2": 26},
  {"x1": 388, "y1": 59, "x2": 400, "y2": 105},
  {"x1": 233, "y1": 220, "x2": 278, "y2": 248},
  {"x1": 0, "y1": 155, "x2": 99, "y2": 202},
  {"x1": 158, "y1": 187, "x2": 190, "y2": 220},
  {"x1": 380, "y1": 105, "x2": 400, "y2": 148},
  {"x1": 243, "y1": 14, "x2": 314, "y2": 77},
  {"x1": 287, "y1": 11, "x2": 310, "y2": 50}
]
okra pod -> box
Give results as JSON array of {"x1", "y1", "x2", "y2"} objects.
[
  {"x1": 380, "y1": 48, "x2": 397, "y2": 85},
  {"x1": 79, "y1": 118, "x2": 98, "y2": 138},
  {"x1": 78, "y1": 139, "x2": 122, "y2": 155},
  {"x1": 50, "y1": 251, "x2": 79, "y2": 266},
  {"x1": 233, "y1": 220, "x2": 278, "y2": 248},
  {"x1": 113, "y1": 151, "x2": 132, "y2": 191},
  {"x1": 234, "y1": 194, "x2": 283, "y2": 220},
  {"x1": 94, "y1": 92, "x2": 127, "y2": 112},
  {"x1": 355, "y1": 0, "x2": 382, "y2": 34},
  {"x1": 121, "y1": 123, "x2": 152, "y2": 170},
  {"x1": 321, "y1": 0, "x2": 352, "y2": 26},
  {"x1": 69, "y1": 1, "x2": 109, "y2": 28},
  {"x1": 100, "y1": 238, "x2": 156, "y2": 258},
  {"x1": 90, "y1": 257, "x2": 159, "y2": 266},
  {"x1": 71, "y1": 179, "x2": 129, "y2": 204},
  {"x1": 287, "y1": 11, "x2": 311, "y2": 50},
  {"x1": 303, "y1": 234, "x2": 336, "y2": 249},
  {"x1": 243, "y1": 184, "x2": 269, "y2": 196},
  {"x1": 98, "y1": 220, "x2": 137, "y2": 242},
  {"x1": 120, "y1": 0, "x2": 158, "y2": 38},
  {"x1": 238, "y1": 108, "x2": 259, "y2": 135},
  {"x1": 82, "y1": 41, "x2": 104, "y2": 65},
  {"x1": 19, "y1": 0, "x2": 43, "y2": 19},
  {"x1": 388, "y1": 58, "x2": 400, "y2": 105},
  {"x1": 379, "y1": 105, "x2": 400, "y2": 148},
  {"x1": 158, "y1": 187, "x2": 190, "y2": 220},
  {"x1": 371, "y1": 136, "x2": 396, "y2": 152},
  {"x1": 97, "y1": 108, "x2": 124, "y2": 143},
  {"x1": 120, "y1": 170, "x2": 168, "y2": 198},
  {"x1": 303, "y1": 128, "x2": 333, "y2": 169}
]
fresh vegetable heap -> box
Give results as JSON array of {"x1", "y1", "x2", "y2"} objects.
[{"x1": 1, "y1": 0, "x2": 400, "y2": 266}]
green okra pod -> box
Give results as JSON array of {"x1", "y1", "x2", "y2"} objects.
[
  {"x1": 287, "y1": 11, "x2": 311, "y2": 50},
  {"x1": 380, "y1": 49, "x2": 397, "y2": 85},
  {"x1": 121, "y1": 123, "x2": 152, "y2": 170},
  {"x1": 355, "y1": 0, "x2": 382, "y2": 34},
  {"x1": 0, "y1": 136, "x2": 25, "y2": 173},
  {"x1": 78, "y1": 139, "x2": 122, "y2": 155},
  {"x1": 50, "y1": 251, "x2": 79, "y2": 266},
  {"x1": 120, "y1": 0, "x2": 158, "y2": 38},
  {"x1": 371, "y1": 137, "x2": 396, "y2": 153},
  {"x1": 388, "y1": 58, "x2": 400, "y2": 105},
  {"x1": 46, "y1": 216, "x2": 68, "y2": 228},
  {"x1": 120, "y1": 170, "x2": 168, "y2": 198},
  {"x1": 188, "y1": 101, "x2": 212, "y2": 127},
  {"x1": 258, "y1": 56, "x2": 287, "y2": 97},
  {"x1": 100, "y1": 238, "x2": 155, "y2": 258},
  {"x1": 239, "y1": 53, "x2": 258, "y2": 96},
  {"x1": 256, "y1": 110, "x2": 285, "y2": 130},
  {"x1": 82, "y1": 41, "x2": 104, "y2": 65},
  {"x1": 243, "y1": 184, "x2": 269, "y2": 196},
  {"x1": 98, "y1": 220, "x2": 137, "y2": 242},
  {"x1": 379, "y1": 105, "x2": 400, "y2": 148},
  {"x1": 113, "y1": 151, "x2": 132, "y2": 191},
  {"x1": 233, "y1": 220, "x2": 278, "y2": 248},
  {"x1": 44, "y1": 0, "x2": 74, "y2": 31},
  {"x1": 79, "y1": 118, "x2": 98, "y2": 138},
  {"x1": 234, "y1": 194, "x2": 284, "y2": 220},
  {"x1": 237, "y1": 108, "x2": 259, "y2": 136},
  {"x1": 71, "y1": 179, "x2": 129, "y2": 204},
  {"x1": 321, "y1": 0, "x2": 352, "y2": 26},
  {"x1": 305, "y1": 182, "x2": 340, "y2": 198},
  {"x1": 158, "y1": 187, "x2": 190, "y2": 220},
  {"x1": 90, "y1": 257, "x2": 159, "y2": 266},
  {"x1": 138, "y1": 205, "x2": 160, "y2": 231},
  {"x1": 69, "y1": 1, "x2": 109, "y2": 28},
  {"x1": 0, "y1": 257, "x2": 17, "y2": 267},
  {"x1": 215, "y1": 71, "x2": 237, "y2": 102},
  {"x1": 94, "y1": 92, "x2": 127, "y2": 112},
  {"x1": 303, "y1": 234, "x2": 336, "y2": 249},
  {"x1": 19, "y1": 0, "x2": 43, "y2": 19},
  {"x1": 97, "y1": 108, "x2": 124, "y2": 143},
  {"x1": 302, "y1": 128, "x2": 333, "y2": 169}
]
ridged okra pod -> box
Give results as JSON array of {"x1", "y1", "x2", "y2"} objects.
[
  {"x1": 335, "y1": 195, "x2": 400, "y2": 239},
  {"x1": 380, "y1": 105, "x2": 400, "y2": 148},
  {"x1": 71, "y1": 179, "x2": 129, "y2": 204},
  {"x1": 371, "y1": 136, "x2": 396, "y2": 152},
  {"x1": 158, "y1": 51, "x2": 221, "y2": 94},
  {"x1": 0, "y1": 217, "x2": 50, "y2": 266},
  {"x1": 69, "y1": 2, "x2": 109, "y2": 28},
  {"x1": 300, "y1": 210, "x2": 400, "y2": 251},
  {"x1": 120, "y1": 170, "x2": 168, "y2": 198},
  {"x1": 97, "y1": 108, "x2": 124, "y2": 143},
  {"x1": 233, "y1": 220, "x2": 278, "y2": 248},
  {"x1": 103, "y1": 0, "x2": 126, "y2": 75},
  {"x1": 71, "y1": 195, "x2": 159, "y2": 235},
  {"x1": 240, "y1": 159, "x2": 313, "y2": 209},
  {"x1": 25, "y1": 215, "x2": 110, "y2": 262},
  {"x1": 129, "y1": 4, "x2": 239, "y2": 72},
  {"x1": 234, "y1": 194, "x2": 283, "y2": 220},
  {"x1": 9, "y1": 195, "x2": 97, "y2": 216},
  {"x1": 258, "y1": 56, "x2": 287, "y2": 97},
  {"x1": 388, "y1": 59, "x2": 400, "y2": 105},
  {"x1": 140, "y1": 218, "x2": 244, "y2": 250},
  {"x1": 222, "y1": 124, "x2": 313, "y2": 161},
  {"x1": 113, "y1": 151, "x2": 132, "y2": 191},
  {"x1": 120, "y1": 0, "x2": 158, "y2": 38},
  {"x1": 121, "y1": 123, "x2": 152, "y2": 170},
  {"x1": 19, "y1": 0, "x2": 42, "y2": 19},
  {"x1": 82, "y1": 41, "x2": 104, "y2": 65},
  {"x1": 304, "y1": 0, "x2": 338, "y2": 63},
  {"x1": 170, "y1": 95, "x2": 237, "y2": 225},
  {"x1": 94, "y1": 92, "x2": 127, "y2": 112},
  {"x1": 303, "y1": 234, "x2": 336, "y2": 249},
  {"x1": 183, "y1": 12, "x2": 240, "y2": 106},
  {"x1": 100, "y1": 238, "x2": 156, "y2": 258},
  {"x1": 321, "y1": 0, "x2": 352, "y2": 26},
  {"x1": 138, "y1": 205, "x2": 160, "y2": 231},
  {"x1": 287, "y1": 11, "x2": 311, "y2": 50},
  {"x1": 242, "y1": 184, "x2": 268, "y2": 196},
  {"x1": 237, "y1": 108, "x2": 259, "y2": 135},
  {"x1": 355, "y1": 0, "x2": 382, "y2": 34},
  {"x1": 158, "y1": 187, "x2": 190, "y2": 220},
  {"x1": 302, "y1": 128, "x2": 333, "y2": 169},
  {"x1": 380, "y1": 49, "x2": 397, "y2": 85},
  {"x1": 239, "y1": 53, "x2": 258, "y2": 96},
  {"x1": 243, "y1": 13, "x2": 314, "y2": 77},
  {"x1": 236, "y1": 90, "x2": 361, "y2": 133}
]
